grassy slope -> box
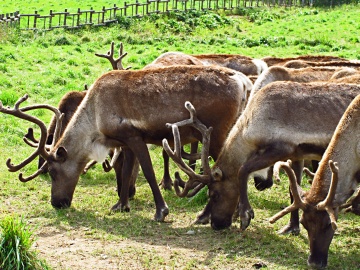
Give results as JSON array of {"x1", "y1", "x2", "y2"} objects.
[
  {"x1": 0, "y1": 0, "x2": 121, "y2": 14},
  {"x1": 0, "y1": 4, "x2": 359, "y2": 270}
]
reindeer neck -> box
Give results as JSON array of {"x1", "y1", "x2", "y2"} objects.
[
  {"x1": 55, "y1": 95, "x2": 106, "y2": 162},
  {"x1": 215, "y1": 114, "x2": 252, "y2": 172},
  {"x1": 308, "y1": 105, "x2": 360, "y2": 206}
]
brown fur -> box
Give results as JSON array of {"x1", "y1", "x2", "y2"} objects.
[
  {"x1": 262, "y1": 55, "x2": 348, "y2": 67},
  {"x1": 280, "y1": 95, "x2": 360, "y2": 267},
  {"x1": 143, "y1": 52, "x2": 203, "y2": 69},
  {"x1": 252, "y1": 66, "x2": 348, "y2": 95},
  {"x1": 45, "y1": 65, "x2": 250, "y2": 223},
  {"x1": 330, "y1": 73, "x2": 360, "y2": 84},
  {"x1": 284, "y1": 60, "x2": 360, "y2": 69},
  {"x1": 195, "y1": 81, "x2": 360, "y2": 233},
  {"x1": 48, "y1": 91, "x2": 86, "y2": 138},
  {"x1": 192, "y1": 54, "x2": 266, "y2": 76},
  {"x1": 144, "y1": 52, "x2": 267, "y2": 76}
]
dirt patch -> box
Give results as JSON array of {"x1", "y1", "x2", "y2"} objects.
[{"x1": 34, "y1": 227, "x2": 214, "y2": 270}]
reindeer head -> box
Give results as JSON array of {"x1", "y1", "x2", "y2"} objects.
[
  {"x1": 163, "y1": 101, "x2": 241, "y2": 230},
  {"x1": 0, "y1": 95, "x2": 90, "y2": 209},
  {"x1": 269, "y1": 160, "x2": 339, "y2": 268},
  {"x1": 47, "y1": 145, "x2": 89, "y2": 208},
  {"x1": 207, "y1": 166, "x2": 240, "y2": 230}
]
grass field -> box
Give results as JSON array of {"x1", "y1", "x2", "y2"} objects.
[{"x1": 0, "y1": 3, "x2": 359, "y2": 269}]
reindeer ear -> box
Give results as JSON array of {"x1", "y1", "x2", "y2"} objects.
[
  {"x1": 212, "y1": 167, "x2": 223, "y2": 181},
  {"x1": 55, "y1": 147, "x2": 67, "y2": 162}
]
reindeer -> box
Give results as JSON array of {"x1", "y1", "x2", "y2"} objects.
[
  {"x1": 163, "y1": 81, "x2": 360, "y2": 235},
  {"x1": 191, "y1": 54, "x2": 268, "y2": 76},
  {"x1": 252, "y1": 65, "x2": 360, "y2": 183},
  {"x1": 331, "y1": 73, "x2": 360, "y2": 84},
  {"x1": 251, "y1": 66, "x2": 355, "y2": 98},
  {"x1": 261, "y1": 55, "x2": 348, "y2": 67},
  {"x1": 270, "y1": 93, "x2": 360, "y2": 267},
  {"x1": 144, "y1": 51, "x2": 255, "y2": 190},
  {"x1": 0, "y1": 65, "x2": 250, "y2": 221},
  {"x1": 145, "y1": 52, "x2": 268, "y2": 76},
  {"x1": 23, "y1": 42, "x2": 140, "y2": 209},
  {"x1": 143, "y1": 52, "x2": 204, "y2": 69},
  {"x1": 283, "y1": 59, "x2": 360, "y2": 70}
]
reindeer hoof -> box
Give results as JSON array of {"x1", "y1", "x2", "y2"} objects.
[
  {"x1": 154, "y1": 207, "x2": 169, "y2": 222},
  {"x1": 254, "y1": 177, "x2": 273, "y2": 191},
  {"x1": 159, "y1": 179, "x2": 173, "y2": 190},
  {"x1": 277, "y1": 223, "x2": 300, "y2": 235},
  {"x1": 194, "y1": 212, "x2": 210, "y2": 225},
  {"x1": 111, "y1": 201, "x2": 130, "y2": 212},
  {"x1": 240, "y1": 209, "x2": 254, "y2": 231}
]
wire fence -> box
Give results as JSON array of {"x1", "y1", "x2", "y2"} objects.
[{"x1": 0, "y1": 0, "x2": 355, "y2": 31}]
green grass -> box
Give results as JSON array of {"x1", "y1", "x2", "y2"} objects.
[
  {"x1": 0, "y1": 216, "x2": 50, "y2": 269},
  {"x1": 0, "y1": 0, "x2": 121, "y2": 14},
  {"x1": 0, "y1": 4, "x2": 359, "y2": 269}
]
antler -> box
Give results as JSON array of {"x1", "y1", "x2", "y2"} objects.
[
  {"x1": 303, "y1": 167, "x2": 315, "y2": 184},
  {"x1": 269, "y1": 160, "x2": 307, "y2": 224},
  {"x1": 316, "y1": 160, "x2": 339, "y2": 230},
  {"x1": 340, "y1": 188, "x2": 360, "y2": 215},
  {"x1": 23, "y1": 128, "x2": 52, "y2": 152},
  {"x1": 162, "y1": 101, "x2": 212, "y2": 197},
  {"x1": 101, "y1": 147, "x2": 122, "y2": 173},
  {"x1": 0, "y1": 94, "x2": 63, "y2": 181},
  {"x1": 95, "y1": 41, "x2": 131, "y2": 70}
]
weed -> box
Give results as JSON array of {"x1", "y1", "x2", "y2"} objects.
[
  {"x1": 0, "y1": 216, "x2": 50, "y2": 270},
  {"x1": 54, "y1": 36, "x2": 71, "y2": 46}
]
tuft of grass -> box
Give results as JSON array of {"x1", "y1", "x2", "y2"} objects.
[{"x1": 0, "y1": 216, "x2": 50, "y2": 270}]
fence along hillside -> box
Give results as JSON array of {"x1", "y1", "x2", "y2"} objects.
[{"x1": 0, "y1": 0, "x2": 341, "y2": 30}]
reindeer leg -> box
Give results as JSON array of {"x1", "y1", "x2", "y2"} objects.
[
  {"x1": 160, "y1": 142, "x2": 200, "y2": 190},
  {"x1": 127, "y1": 137, "x2": 169, "y2": 222},
  {"x1": 159, "y1": 149, "x2": 173, "y2": 190},
  {"x1": 278, "y1": 160, "x2": 303, "y2": 235},
  {"x1": 254, "y1": 165, "x2": 274, "y2": 190},
  {"x1": 194, "y1": 199, "x2": 211, "y2": 225},
  {"x1": 238, "y1": 143, "x2": 295, "y2": 230},
  {"x1": 342, "y1": 188, "x2": 360, "y2": 215},
  {"x1": 111, "y1": 148, "x2": 136, "y2": 212},
  {"x1": 128, "y1": 158, "x2": 140, "y2": 199},
  {"x1": 112, "y1": 151, "x2": 124, "y2": 209}
]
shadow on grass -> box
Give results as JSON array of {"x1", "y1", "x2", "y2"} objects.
[{"x1": 32, "y1": 169, "x2": 359, "y2": 269}]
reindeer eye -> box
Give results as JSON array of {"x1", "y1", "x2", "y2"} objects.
[
  {"x1": 210, "y1": 191, "x2": 220, "y2": 201},
  {"x1": 324, "y1": 222, "x2": 332, "y2": 230}
]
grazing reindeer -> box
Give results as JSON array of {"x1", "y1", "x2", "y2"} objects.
[
  {"x1": 24, "y1": 42, "x2": 139, "y2": 208},
  {"x1": 251, "y1": 66, "x2": 354, "y2": 98},
  {"x1": 270, "y1": 94, "x2": 360, "y2": 267},
  {"x1": 144, "y1": 51, "x2": 254, "y2": 190},
  {"x1": 1, "y1": 65, "x2": 250, "y2": 221},
  {"x1": 163, "y1": 81, "x2": 360, "y2": 234},
  {"x1": 253, "y1": 66, "x2": 359, "y2": 183}
]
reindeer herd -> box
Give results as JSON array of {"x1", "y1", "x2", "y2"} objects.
[{"x1": 1, "y1": 42, "x2": 360, "y2": 268}]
